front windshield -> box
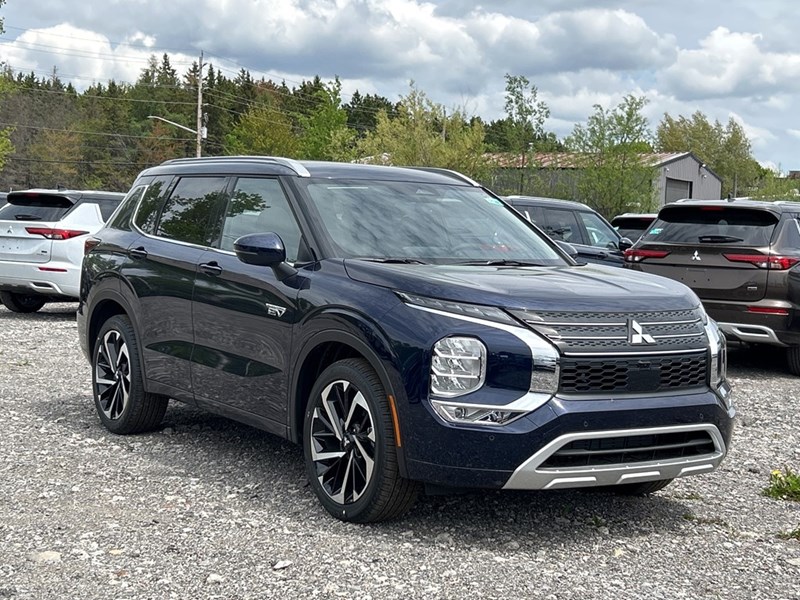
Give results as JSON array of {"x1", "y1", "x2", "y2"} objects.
[{"x1": 300, "y1": 179, "x2": 566, "y2": 265}]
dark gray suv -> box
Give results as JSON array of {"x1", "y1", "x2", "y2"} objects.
[{"x1": 625, "y1": 198, "x2": 800, "y2": 373}]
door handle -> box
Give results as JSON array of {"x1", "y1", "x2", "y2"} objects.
[
  {"x1": 199, "y1": 261, "x2": 223, "y2": 276},
  {"x1": 128, "y1": 246, "x2": 147, "y2": 259}
]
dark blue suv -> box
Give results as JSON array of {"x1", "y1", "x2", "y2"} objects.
[{"x1": 77, "y1": 157, "x2": 734, "y2": 522}]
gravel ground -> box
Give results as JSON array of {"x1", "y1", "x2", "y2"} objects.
[{"x1": 0, "y1": 303, "x2": 799, "y2": 600}]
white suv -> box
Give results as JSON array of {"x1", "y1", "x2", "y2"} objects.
[{"x1": 0, "y1": 189, "x2": 124, "y2": 312}]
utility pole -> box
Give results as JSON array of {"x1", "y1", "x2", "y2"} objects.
[{"x1": 195, "y1": 51, "x2": 204, "y2": 157}]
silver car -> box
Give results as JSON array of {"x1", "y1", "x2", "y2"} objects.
[{"x1": 0, "y1": 189, "x2": 124, "y2": 312}]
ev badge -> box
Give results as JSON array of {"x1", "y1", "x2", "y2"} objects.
[
  {"x1": 628, "y1": 319, "x2": 655, "y2": 345},
  {"x1": 691, "y1": 250, "x2": 701, "y2": 261}
]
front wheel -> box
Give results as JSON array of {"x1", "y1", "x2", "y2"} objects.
[
  {"x1": 92, "y1": 315, "x2": 169, "y2": 434},
  {"x1": 0, "y1": 291, "x2": 46, "y2": 313},
  {"x1": 303, "y1": 358, "x2": 420, "y2": 522}
]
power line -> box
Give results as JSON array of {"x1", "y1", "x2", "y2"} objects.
[{"x1": 0, "y1": 121, "x2": 196, "y2": 141}]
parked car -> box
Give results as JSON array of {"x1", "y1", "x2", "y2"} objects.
[
  {"x1": 0, "y1": 192, "x2": 7, "y2": 209},
  {"x1": 504, "y1": 195, "x2": 632, "y2": 266},
  {"x1": 78, "y1": 157, "x2": 733, "y2": 522},
  {"x1": 624, "y1": 198, "x2": 800, "y2": 374},
  {"x1": 0, "y1": 189, "x2": 124, "y2": 312},
  {"x1": 611, "y1": 212, "x2": 658, "y2": 241}
]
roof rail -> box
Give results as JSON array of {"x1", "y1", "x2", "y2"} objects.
[
  {"x1": 160, "y1": 156, "x2": 310, "y2": 178},
  {"x1": 407, "y1": 166, "x2": 481, "y2": 187}
]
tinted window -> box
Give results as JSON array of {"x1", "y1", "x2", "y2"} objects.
[
  {"x1": 219, "y1": 178, "x2": 302, "y2": 261},
  {"x1": 156, "y1": 177, "x2": 227, "y2": 246},
  {"x1": 577, "y1": 211, "x2": 619, "y2": 248},
  {"x1": 612, "y1": 217, "x2": 655, "y2": 240},
  {"x1": 540, "y1": 208, "x2": 582, "y2": 244},
  {"x1": 0, "y1": 193, "x2": 73, "y2": 221},
  {"x1": 96, "y1": 197, "x2": 124, "y2": 221},
  {"x1": 134, "y1": 176, "x2": 173, "y2": 234},
  {"x1": 108, "y1": 186, "x2": 145, "y2": 230},
  {"x1": 643, "y1": 206, "x2": 779, "y2": 246},
  {"x1": 301, "y1": 179, "x2": 564, "y2": 265}
]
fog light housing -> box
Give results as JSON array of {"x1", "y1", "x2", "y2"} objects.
[
  {"x1": 431, "y1": 336, "x2": 486, "y2": 397},
  {"x1": 431, "y1": 401, "x2": 525, "y2": 426}
]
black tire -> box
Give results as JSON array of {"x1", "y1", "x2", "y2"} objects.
[
  {"x1": 303, "y1": 358, "x2": 421, "y2": 523},
  {"x1": 611, "y1": 478, "x2": 674, "y2": 495},
  {"x1": 91, "y1": 314, "x2": 168, "y2": 434},
  {"x1": 0, "y1": 291, "x2": 46, "y2": 313},
  {"x1": 787, "y1": 346, "x2": 800, "y2": 376}
]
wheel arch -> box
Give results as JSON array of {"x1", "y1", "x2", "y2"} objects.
[{"x1": 290, "y1": 324, "x2": 408, "y2": 477}]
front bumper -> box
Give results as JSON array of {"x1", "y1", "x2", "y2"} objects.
[{"x1": 402, "y1": 387, "x2": 735, "y2": 490}]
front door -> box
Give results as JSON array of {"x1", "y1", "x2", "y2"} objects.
[{"x1": 191, "y1": 176, "x2": 305, "y2": 427}]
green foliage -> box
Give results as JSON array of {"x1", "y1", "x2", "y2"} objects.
[
  {"x1": 356, "y1": 83, "x2": 489, "y2": 181},
  {"x1": 764, "y1": 467, "x2": 800, "y2": 502},
  {"x1": 565, "y1": 95, "x2": 657, "y2": 217},
  {"x1": 297, "y1": 78, "x2": 357, "y2": 161},
  {"x1": 224, "y1": 99, "x2": 301, "y2": 158},
  {"x1": 502, "y1": 74, "x2": 551, "y2": 155},
  {"x1": 778, "y1": 526, "x2": 800, "y2": 540},
  {"x1": 656, "y1": 111, "x2": 761, "y2": 198},
  {"x1": 749, "y1": 168, "x2": 800, "y2": 201}
]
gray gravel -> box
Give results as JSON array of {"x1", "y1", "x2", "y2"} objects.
[{"x1": 0, "y1": 303, "x2": 799, "y2": 599}]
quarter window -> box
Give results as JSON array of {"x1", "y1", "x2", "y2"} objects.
[
  {"x1": 156, "y1": 177, "x2": 227, "y2": 246},
  {"x1": 133, "y1": 176, "x2": 173, "y2": 234},
  {"x1": 219, "y1": 178, "x2": 302, "y2": 262}
]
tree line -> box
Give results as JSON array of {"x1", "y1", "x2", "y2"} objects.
[{"x1": 0, "y1": 53, "x2": 794, "y2": 218}]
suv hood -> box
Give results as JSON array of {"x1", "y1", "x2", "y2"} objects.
[{"x1": 344, "y1": 260, "x2": 700, "y2": 312}]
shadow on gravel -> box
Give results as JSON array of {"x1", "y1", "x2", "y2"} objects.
[
  {"x1": 0, "y1": 302, "x2": 78, "y2": 321},
  {"x1": 726, "y1": 342, "x2": 791, "y2": 377},
  {"x1": 32, "y1": 393, "x2": 695, "y2": 552}
]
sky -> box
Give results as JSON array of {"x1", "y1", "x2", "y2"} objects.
[{"x1": 1, "y1": 0, "x2": 798, "y2": 171}]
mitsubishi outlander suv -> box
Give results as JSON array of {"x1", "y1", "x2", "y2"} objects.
[
  {"x1": 624, "y1": 199, "x2": 800, "y2": 374},
  {"x1": 77, "y1": 157, "x2": 734, "y2": 522},
  {"x1": 0, "y1": 189, "x2": 124, "y2": 312}
]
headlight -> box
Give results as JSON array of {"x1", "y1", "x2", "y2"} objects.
[
  {"x1": 431, "y1": 336, "x2": 486, "y2": 397},
  {"x1": 396, "y1": 292, "x2": 517, "y2": 325},
  {"x1": 705, "y1": 319, "x2": 731, "y2": 407}
]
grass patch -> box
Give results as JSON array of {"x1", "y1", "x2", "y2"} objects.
[
  {"x1": 763, "y1": 467, "x2": 800, "y2": 502},
  {"x1": 778, "y1": 527, "x2": 800, "y2": 541}
]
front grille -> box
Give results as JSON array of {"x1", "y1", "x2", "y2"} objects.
[
  {"x1": 559, "y1": 353, "x2": 707, "y2": 394},
  {"x1": 508, "y1": 307, "x2": 708, "y2": 355},
  {"x1": 540, "y1": 430, "x2": 717, "y2": 469}
]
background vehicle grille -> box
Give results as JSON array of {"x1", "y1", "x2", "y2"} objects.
[
  {"x1": 559, "y1": 353, "x2": 708, "y2": 394},
  {"x1": 540, "y1": 430, "x2": 716, "y2": 469}
]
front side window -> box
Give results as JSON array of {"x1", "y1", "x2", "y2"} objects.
[
  {"x1": 577, "y1": 211, "x2": 619, "y2": 248},
  {"x1": 156, "y1": 177, "x2": 227, "y2": 246},
  {"x1": 300, "y1": 179, "x2": 564, "y2": 265},
  {"x1": 219, "y1": 178, "x2": 302, "y2": 261}
]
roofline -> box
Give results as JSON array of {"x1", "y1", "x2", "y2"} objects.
[{"x1": 656, "y1": 151, "x2": 723, "y2": 182}]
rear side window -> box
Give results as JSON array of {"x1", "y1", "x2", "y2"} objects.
[
  {"x1": 540, "y1": 208, "x2": 582, "y2": 244},
  {"x1": 96, "y1": 198, "x2": 123, "y2": 221},
  {"x1": 0, "y1": 193, "x2": 73, "y2": 221},
  {"x1": 156, "y1": 176, "x2": 227, "y2": 246},
  {"x1": 133, "y1": 176, "x2": 173, "y2": 234},
  {"x1": 643, "y1": 206, "x2": 779, "y2": 246},
  {"x1": 108, "y1": 186, "x2": 146, "y2": 230}
]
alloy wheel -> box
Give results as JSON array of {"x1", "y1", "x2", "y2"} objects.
[
  {"x1": 309, "y1": 380, "x2": 376, "y2": 504},
  {"x1": 94, "y1": 329, "x2": 132, "y2": 421}
]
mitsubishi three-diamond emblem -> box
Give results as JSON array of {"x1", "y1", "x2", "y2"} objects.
[
  {"x1": 628, "y1": 319, "x2": 655, "y2": 344},
  {"x1": 691, "y1": 250, "x2": 701, "y2": 261}
]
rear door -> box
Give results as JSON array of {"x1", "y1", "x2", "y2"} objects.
[
  {"x1": 0, "y1": 192, "x2": 75, "y2": 264},
  {"x1": 632, "y1": 205, "x2": 780, "y2": 301}
]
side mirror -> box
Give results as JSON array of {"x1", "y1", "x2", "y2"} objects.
[
  {"x1": 555, "y1": 240, "x2": 579, "y2": 259},
  {"x1": 234, "y1": 232, "x2": 297, "y2": 281},
  {"x1": 618, "y1": 237, "x2": 633, "y2": 252}
]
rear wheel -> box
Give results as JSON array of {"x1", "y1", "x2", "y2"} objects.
[
  {"x1": 787, "y1": 346, "x2": 800, "y2": 376},
  {"x1": 0, "y1": 291, "x2": 46, "y2": 313},
  {"x1": 303, "y1": 358, "x2": 420, "y2": 522},
  {"x1": 92, "y1": 315, "x2": 169, "y2": 434}
]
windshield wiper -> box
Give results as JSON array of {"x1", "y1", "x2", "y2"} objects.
[
  {"x1": 698, "y1": 235, "x2": 744, "y2": 243},
  {"x1": 451, "y1": 259, "x2": 546, "y2": 267},
  {"x1": 361, "y1": 257, "x2": 428, "y2": 264}
]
